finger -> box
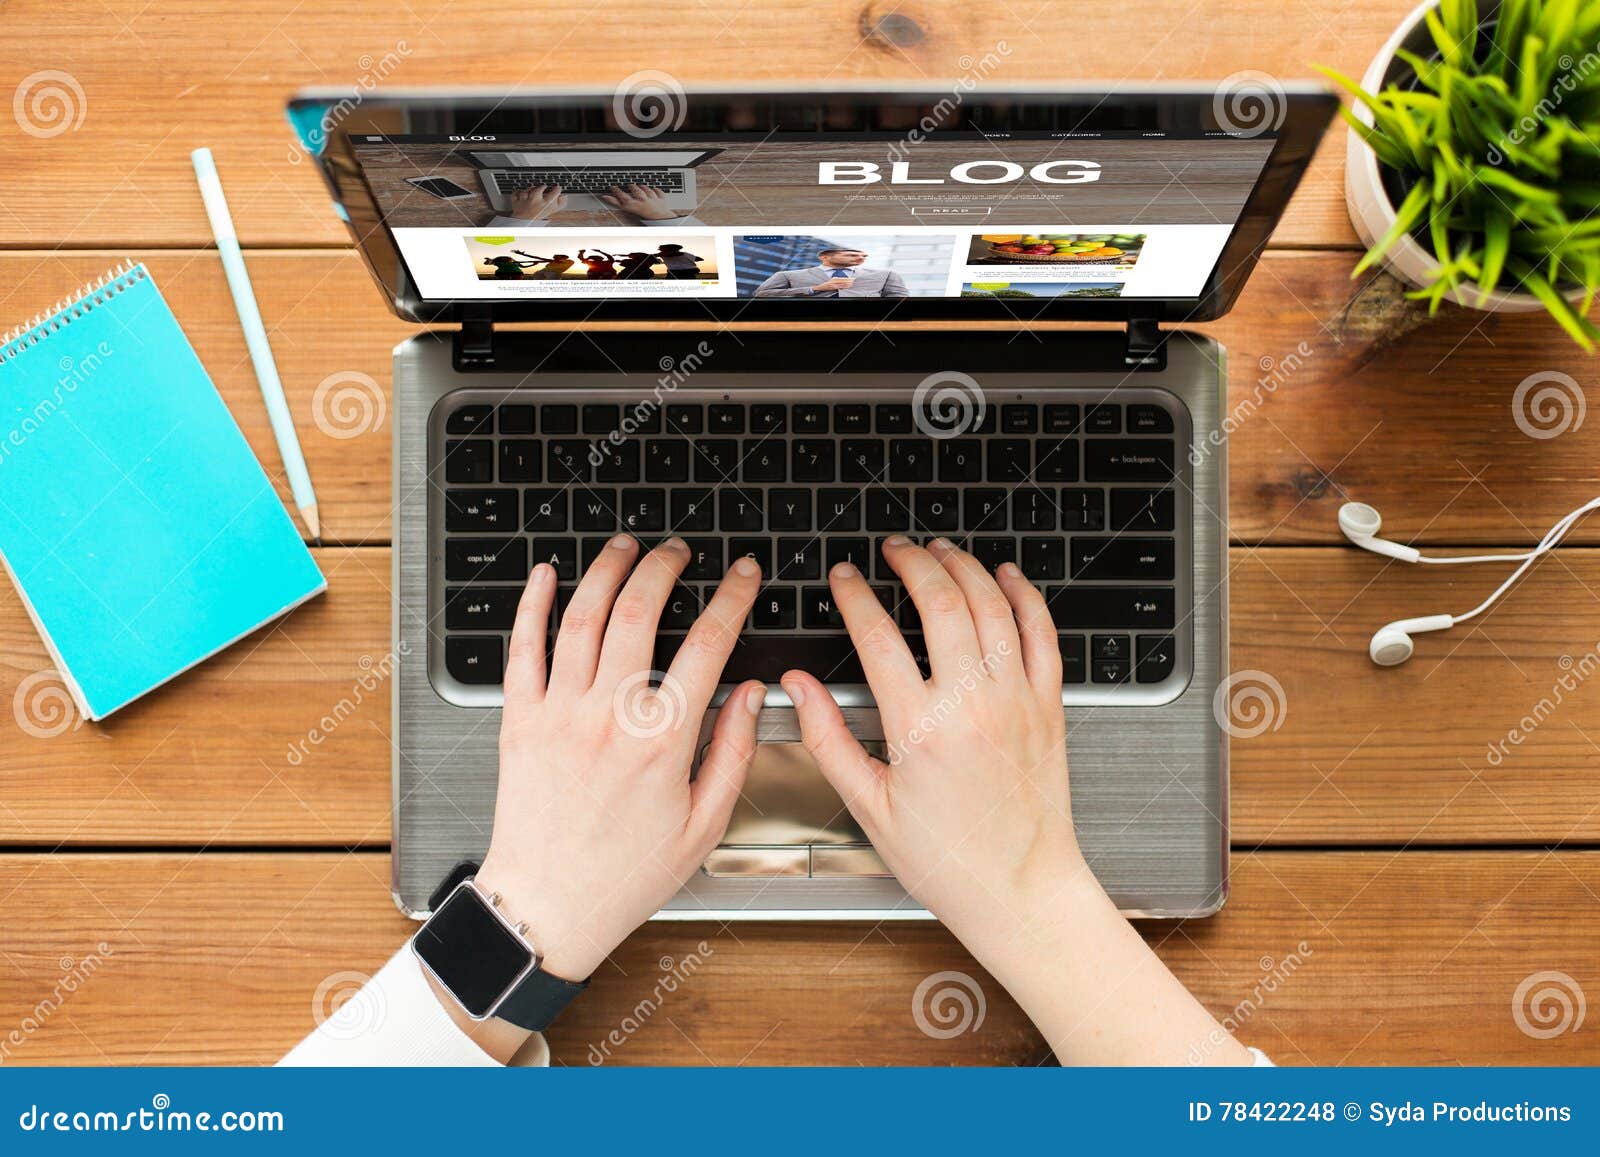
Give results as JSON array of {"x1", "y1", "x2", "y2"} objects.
[
  {"x1": 687, "y1": 680, "x2": 765, "y2": 846},
  {"x1": 996, "y1": 562, "x2": 1063, "y2": 694},
  {"x1": 503, "y1": 563, "x2": 557, "y2": 704},
  {"x1": 667, "y1": 556, "x2": 762, "y2": 710},
  {"x1": 549, "y1": 533, "x2": 638, "y2": 691},
  {"x1": 595, "y1": 537, "x2": 690, "y2": 686},
  {"x1": 927, "y1": 537, "x2": 1022, "y2": 678},
  {"x1": 597, "y1": 191, "x2": 620, "y2": 207},
  {"x1": 781, "y1": 672, "x2": 888, "y2": 824},
  {"x1": 828, "y1": 561, "x2": 925, "y2": 700},
  {"x1": 880, "y1": 534, "x2": 982, "y2": 683}
]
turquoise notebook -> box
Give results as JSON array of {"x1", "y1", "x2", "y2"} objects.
[{"x1": 0, "y1": 264, "x2": 326, "y2": 720}]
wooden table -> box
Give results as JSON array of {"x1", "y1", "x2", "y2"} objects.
[{"x1": 3, "y1": 0, "x2": 1596, "y2": 1066}]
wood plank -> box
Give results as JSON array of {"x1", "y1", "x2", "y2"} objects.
[
  {"x1": 3, "y1": 250, "x2": 1593, "y2": 547},
  {"x1": 0, "y1": 850, "x2": 1593, "y2": 1065},
  {"x1": 2, "y1": 0, "x2": 1432, "y2": 249},
  {"x1": 4, "y1": 547, "x2": 1597, "y2": 846}
]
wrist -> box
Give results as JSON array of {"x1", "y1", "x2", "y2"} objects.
[
  {"x1": 942, "y1": 838, "x2": 1107, "y2": 961},
  {"x1": 471, "y1": 859, "x2": 606, "y2": 982}
]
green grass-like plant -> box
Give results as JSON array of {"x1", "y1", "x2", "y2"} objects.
[{"x1": 1320, "y1": 0, "x2": 1600, "y2": 348}]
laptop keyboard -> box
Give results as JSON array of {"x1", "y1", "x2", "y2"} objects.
[
  {"x1": 431, "y1": 391, "x2": 1190, "y2": 703},
  {"x1": 486, "y1": 169, "x2": 685, "y2": 195}
]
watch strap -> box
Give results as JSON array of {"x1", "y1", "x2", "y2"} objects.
[{"x1": 496, "y1": 966, "x2": 589, "y2": 1031}]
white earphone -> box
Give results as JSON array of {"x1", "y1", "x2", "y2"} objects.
[{"x1": 1339, "y1": 498, "x2": 1600, "y2": 666}]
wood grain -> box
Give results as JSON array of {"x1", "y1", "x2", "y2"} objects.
[
  {"x1": 0, "y1": 0, "x2": 1422, "y2": 249},
  {"x1": 0, "y1": 850, "x2": 1593, "y2": 1065},
  {"x1": 4, "y1": 547, "x2": 1597, "y2": 846}
]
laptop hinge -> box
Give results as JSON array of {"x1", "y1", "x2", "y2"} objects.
[
  {"x1": 1123, "y1": 315, "x2": 1167, "y2": 371},
  {"x1": 454, "y1": 307, "x2": 496, "y2": 370}
]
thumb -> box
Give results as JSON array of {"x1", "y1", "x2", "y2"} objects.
[
  {"x1": 781, "y1": 671, "x2": 888, "y2": 824},
  {"x1": 688, "y1": 681, "x2": 764, "y2": 841}
]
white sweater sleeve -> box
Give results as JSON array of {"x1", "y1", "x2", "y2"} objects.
[{"x1": 278, "y1": 944, "x2": 549, "y2": 1067}]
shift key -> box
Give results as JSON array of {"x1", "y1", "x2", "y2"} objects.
[
  {"x1": 446, "y1": 537, "x2": 528, "y2": 581},
  {"x1": 1085, "y1": 439, "x2": 1175, "y2": 482},
  {"x1": 1046, "y1": 586, "x2": 1174, "y2": 629}
]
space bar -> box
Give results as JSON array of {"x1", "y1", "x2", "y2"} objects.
[{"x1": 652, "y1": 633, "x2": 930, "y2": 684}]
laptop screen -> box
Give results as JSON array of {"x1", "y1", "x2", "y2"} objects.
[{"x1": 350, "y1": 131, "x2": 1273, "y2": 306}]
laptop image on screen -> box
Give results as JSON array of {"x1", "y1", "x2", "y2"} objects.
[{"x1": 290, "y1": 85, "x2": 1335, "y2": 921}]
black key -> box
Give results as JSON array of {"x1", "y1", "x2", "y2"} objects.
[
  {"x1": 818, "y1": 489, "x2": 861, "y2": 531},
  {"x1": 834, "y1": 404, "x2": 871, "y2": 433},
  {"x1": 572, "y1": 488, "x2": 619, "y2": 532},
  {"x1": 751, "y1": 404, "x2": 787, "y2": 434},
  {"x1": 626, "y1": 402, "x2": 663, "y2": 434},
  {"x1": 683, "y1": 538, "x2": 723, "y2": 581},
  {"x1": 620, "y1": 488, "x2": 666, "y2": 533},
  {"x1": 1045, "y1": 587, "x2": 1175, "y2": 630},
  {"x1": 1001, "y1": 404, "x2": 1038, "y2": 433},
  {"x1": 897, "y1": 596, "x2": 922, "y2": 630},
  {"x1": 840, "y1": 439, "x2": 886, "y2": 482},
  {"x1": 644, "y1": 440, "x2": 688, "y2": 482},
  {"x1": 660, "y1": 585, "x2": 701, "y2": 629},
  {"x1": 873, "y1": 536, "x2": 901, "y2": 580},
  {"x1": 1021, "y1": 537, "x2": 1066, "y2": 580},
  {"x1": 446, "y1": 404, "x2": 494, "y2": 435},
  {"x1": 937, "y1": 439, "x2": 982, "y2": 482},
  {"x1": 768, "y1": 489, "x2": 813, "y2": 531},
  {"x1": 445, "y1": 439, "x2": 493, "y2": 483},
  {"x1": 694, "y1": 439, "x2": 739, "y2": 482},
  {"x1": 580, "y1": 536, "x2": 609, "y2": 573},
  {"x1": 741, "y1": 440, "x2": 787, "y2": 483},
  {"x1": 864, "y1": 488, "x2": 911, "y2": 532},
  {"x1": 964, "y1": 490, "x2": 1007, "y2": 531},
  {"x1": 446, "y1": 537, "x2": 527, "y2": 582},
  {"x1": 1060, "y1": 489, "x2": 1106, "y2": 531},
  {"x1": 1136, "y1": 635, "x2": 1177, "y2": 683},
  {"x1": 655, "y1": 633, "x2": 920, "y2": 684},
  {"x1": 920, "y1": 401, "x2": 993, "y2": 436},
  {"x1": 889, "y1": 438, "x2": 934, "y2": 482},
  {"x1": 875, "y1": 404, "x2": 913, "y2": 433},
  {"x1": 1112, "y1": 489, "x2": 1176, "y2": 531},
  {"x1": 972, "y1": 537, "x2": 1016, "y2": 571},
  {"x1": 582, "y1": 404, "x2": 620, "y2": 434},
  {"x1": 776, "y1": 538, "x2": 821, "y2": 580},
  {"x1": 718, "y1": 488, "x2": 763, "y2": 531},
  {"x1": 499, "y1": 439, "x2": 541, "y2": 483},
  {"x1": 1043, "y1": 404, "x2": 1081, "y2": 434},
  {"x1": 531, "y1": 537, "x2": 577, "y2": 580},
  {"x1": 1092, "y1": 657, "x2": 1131, "y2": 684},
  {"x1": 826, "y1": 537, "x2": 871, "y2": 572},
  {"x1": 802, "y1": 586, "x2": 844, "y2": 629},
  {"x1": 670, "y1": 488, "x2": 714, "y2": 531},
  {"x1": 914, "y1": 489, "x2": 959, "y2": 533},
  {"x1": 1085, "y1": 404, "x2": 1121, "y2": 434},
  {"x1": 498, "y1": 404, "x2": 535, "y2": 434},
  {"x1": 1070, "y1": 537, "x2": 1175, "y2": 580},
  {"x1": 546, "y1": 439, "x2": 591, "y2": 483},
  {"x1": 1034, "y1": 439, "x2": 1078, "y2": 483},
  {"x1": 594, "y1": 440, "x2": 640, "y2": 483},
  {"x1": 986, "y1": 439, "x2": 1030, "y2": 482},
  {"x1": 791, "y1": 439, "x2": 836, "y2": 482},
  {"x1": 728, "y1": 537, "x2": 772, "y2": 577},
  {"x1": 446, "y1": 636, "x2": 503, "y2": 684},
  {"x1": 1127, "y1": 404, "x2": 1175, "y2": 434},
  {"x1": 542, "y1": 404, "x2": 577, "y2": 434},
  {"x1": 871, "y1": 585, "x2": 897, "y2": 615},
  {"x1": 446, "y1": 488, "x2": 517, "y2": 532},
  {"x1": 1012, "y1": 488, "x2": 1056, "y2": 532},
  {"x1": 1061, "y1": 634, "x2": 1086, "y2": 684},
  {"x1": 792, "y1": 403, "x2": 828, "y2": 433},
  {"x1": 753, "y1": 586, "x2": 797, "y2": 629},
  {"x1": 709, "y1": 404, "x2": 745, "y2": 434},
  {"x1": 524, "y1": 489, "x2": 567, "y2": 532},
  {"x1": 666, "y1": 404, "x2": 702, "y2": 435},
  {"x1": 446, "y1": 587, "x2": 521, "y2": 630},
  {"x1": 1085, "y1": 439, "x2": 1175, "y2": 483},
  {"x1": 1092, "y1": 634, "x2": 1130, "y2": 661}
]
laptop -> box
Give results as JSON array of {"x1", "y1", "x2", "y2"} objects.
[
  {"x1": 288, "y1": 84, "x2": 1334, "y2": 920},
  {"x1": 467, "y1": 147, "x2": 720, "y2": 213}
]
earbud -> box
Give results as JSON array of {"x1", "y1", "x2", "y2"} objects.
[
  {"x1": 1338, "y1": 502, "x2": 1421, "y2": 563},
  {"x1": 1368, "y1": 614, "x2": 1455, "y2": 667}
]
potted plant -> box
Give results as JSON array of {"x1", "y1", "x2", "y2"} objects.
[{"x1": 1325, "y1": 0, "x2": 1600, "y2": 347}]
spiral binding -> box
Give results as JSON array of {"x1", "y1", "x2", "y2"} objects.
[{"x1": 0, "y1": 262, "x2": 146, "y2": 365}]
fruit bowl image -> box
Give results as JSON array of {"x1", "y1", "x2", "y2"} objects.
[{"x1": 979, "y1": 233, "x2": 1144, "y2": 264}]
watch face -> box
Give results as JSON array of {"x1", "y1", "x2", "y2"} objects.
[{"x1": 413, "y1": 886, "x2": 534, "y2": 1017}]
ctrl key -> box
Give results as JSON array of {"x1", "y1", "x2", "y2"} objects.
[{"x1": 446, "y1": 636, "x2": 504, "y2": 685}]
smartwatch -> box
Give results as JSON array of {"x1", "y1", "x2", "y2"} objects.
[{"x1": 411, "y1": 876, "x2": 588, "y2": 1031}]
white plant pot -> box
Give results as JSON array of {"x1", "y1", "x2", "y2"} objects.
[{"x1": 1344, "y1": 0, "x2": 1558, "y2": 312}]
